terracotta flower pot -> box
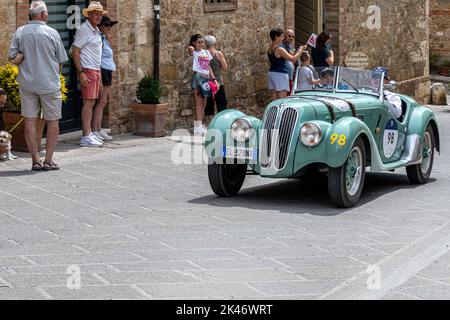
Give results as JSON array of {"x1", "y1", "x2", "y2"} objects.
[
  {"x1": 130, "y1": 103, "x2": 169, "y2": 137},
  {"x1": 1, "y1": 111, "x2": 46, "y2": 152},
  {"x1": 438, "y1": 66, "x2": 450, "y2": 77}
]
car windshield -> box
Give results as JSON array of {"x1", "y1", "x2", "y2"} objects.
[{"x1": 294, "y1": 66, "x2": 383, "y2": 98}]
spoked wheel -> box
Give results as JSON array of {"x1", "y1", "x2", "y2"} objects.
[
  {"x1": 328, "y1": 137, "x2": 366, "y2": 208},
  {"x1": 406, "y1": 124, "x2": 435, "y2": 184},
  {"x1": 208, "y1": 161, "x2": 247, "y2": 197}
]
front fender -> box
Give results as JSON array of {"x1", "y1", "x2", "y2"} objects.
[
  {"x1": 324, "y1": 117, "x2": 375, "y2": 168},
  {"x1": 205, "y1": 109, "x2": 261, "y2": 158},
  {"x1": 407, "y1": 106, "x2": 440, "y2": 152}
]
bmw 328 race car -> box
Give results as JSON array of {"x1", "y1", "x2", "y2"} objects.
[{"x1": 205, "y1": 67, "x2": 440, "y2": 208}]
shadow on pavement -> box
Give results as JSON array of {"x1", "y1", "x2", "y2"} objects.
[
  {"x1": 189, "y1": 172, "x2": 436, "y2": 215},
  {"x1": 0, "y1": 169, "x2": 40, "y2": 177}
]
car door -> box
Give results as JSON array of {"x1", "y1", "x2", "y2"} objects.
[{"x1": 377, "y1": 100, "x2": 407, "y2": 163}]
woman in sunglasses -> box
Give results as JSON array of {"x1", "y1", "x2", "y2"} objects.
[
  {"x1": 92, "y1": 15, "x2": 118, "y2": 142},
  {"x1": 267, "y1": 28, "x2": 306, "y2": 101}
]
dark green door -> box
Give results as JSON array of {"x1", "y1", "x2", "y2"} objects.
[{"x1": 46, "y1": 0, "x2": 88, "y2": 133}]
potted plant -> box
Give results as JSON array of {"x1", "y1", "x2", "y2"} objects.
[
  {"x1": 0, "y1": 63, "x2": 68, "y2": 152},
  {"x1": 438, "y1": 59, "x2": 450, "y2": 77},
  {"x1": 130, "y1": 74, "x2": 169, "y2": 137}
]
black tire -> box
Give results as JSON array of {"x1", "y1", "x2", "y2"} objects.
[
  {"x1": 328, "y1": 137, "x2": 366, "y2": 208},
  {"x1": 208, "y1": 161, "x2": 247, "y2": 197},
  {"x1": 406, "y1": 124, "x2": 435, "y2": 184}
]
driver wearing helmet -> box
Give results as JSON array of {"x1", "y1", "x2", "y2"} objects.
[{"x1": 371, "y1": 67, "x2": 402, "y2": 119}]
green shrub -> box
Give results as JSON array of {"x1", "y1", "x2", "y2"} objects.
[
  {"x1": 441, "y1": 59, "x2": 450, "y2": 68},
  {"x1": 429, "y1": 52, "x2": 441, "y2": 68},
  {"x1": 136, "y1": 75, "x2": 162, "y2": 104}
]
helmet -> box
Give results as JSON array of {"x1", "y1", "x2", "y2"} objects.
[{"x1": 372, "y1": 67, "x2": 389, "y2": 80}]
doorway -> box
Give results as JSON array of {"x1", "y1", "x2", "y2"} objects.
[
  {"x1": 46, "y1": 0, "x2": 89, "y2": 133},
  {"x1": 295, "y1": 0, "x2": 324, "y2": 46}
]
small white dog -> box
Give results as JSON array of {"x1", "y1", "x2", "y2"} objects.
[{"x1": 0, "y1": 131, "x2": 17, "y2": 161}]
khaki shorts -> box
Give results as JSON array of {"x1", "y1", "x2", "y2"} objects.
[{"x1": 20, "y1": 89, "x2": 62, "y2": 121}]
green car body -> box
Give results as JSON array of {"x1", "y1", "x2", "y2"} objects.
[{"x1": 205, "y1": 67, "x2": 440, "y2": 207}]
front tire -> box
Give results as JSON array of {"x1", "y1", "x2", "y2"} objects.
[
  {"x1": 328, "y1": 137, "x2": 366, "y2": 208},
  {"x1": 406, "y1": 124, "x2": 435, "y2": 184},
  {"x1": 208, "y1": 161, "x2": 247, "y2": 197}
]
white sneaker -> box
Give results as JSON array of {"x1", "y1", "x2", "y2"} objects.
[
  {"x1": 193, "y1": 125, "x2": 204, "y2": 135},
  {"x1": 98, "y1": 131, "x2": 113, "y2": 140},
  {"x1": 80, "y1": 135, "x2": 103, "y2": 147},
  {"x1": 91, "y1": 132, "x2": 104, "y2": 142},
  {"x1": 201, "y1": 125, "x2": 208, "y2": 134}
]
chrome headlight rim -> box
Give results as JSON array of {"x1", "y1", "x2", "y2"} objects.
[
  {"x1": 300, "y1": 122, "x2": 323, "y2": 147},
  {"x1": 230, "y1": 118, "x2": 254, "y2": 142}
]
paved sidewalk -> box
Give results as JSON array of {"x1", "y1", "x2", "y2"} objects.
[{"x1": 0, "y1": 105, "x2": 450, "y2": 300}]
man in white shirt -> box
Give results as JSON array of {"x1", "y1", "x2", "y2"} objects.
[
  {"x1": 371, "y1": 67, "x2": 402, "y2": 120},
  {"x1": 72, "y1": 1, "x2": 106, "y2": 147}
]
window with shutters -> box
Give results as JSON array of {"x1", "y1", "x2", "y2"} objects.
[{"x1": 204, "y1": 0, "x2": 237, "y2": 13}]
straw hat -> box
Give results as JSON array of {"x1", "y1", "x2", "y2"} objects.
[{"x1": 82, "y1": 1, "x2": 107, "y2": 18}]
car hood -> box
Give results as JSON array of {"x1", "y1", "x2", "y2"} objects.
[{"x1": 266, "y1": 92, "x2": 383, "y2": 123}]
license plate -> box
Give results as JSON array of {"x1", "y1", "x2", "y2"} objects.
[{"x1": 223, "y1": 147, "x2": 257, "y2": 160}]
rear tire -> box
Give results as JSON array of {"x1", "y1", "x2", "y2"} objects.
[
  {"x1": 406, "y1": 124, "x2": 435, "y2": 184},
  {"x1": 208, "y1": 161, "x2": 247, "y2": 197},
  {"x1": 328, "y1": 137, "x2": 366, "y2": 208}
]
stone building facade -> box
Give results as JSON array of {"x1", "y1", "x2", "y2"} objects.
[
  {"x1": 430, "y1": 0, "x2": 450, "y2": 61},
  {"x1": 0, "y1": 0, "x2": 439, "y2": 134}
]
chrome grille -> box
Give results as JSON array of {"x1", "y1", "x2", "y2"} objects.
[
  {"x1": 276, "y1": 108, "x2": 298, "y2": 169},
  {"x1": 259, "y1": 105, "x2": 298, "y2": 170},
  {"x1": 260, "y1": 106, "x2": 278, "y2": 167}
]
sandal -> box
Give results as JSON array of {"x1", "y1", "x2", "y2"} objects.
[
  {"x1": 31, "y1": 160, "x2": 43, "y2": 171},
  {"x1": 43, "y1": 161, "x2": 60, "y2": 171}
]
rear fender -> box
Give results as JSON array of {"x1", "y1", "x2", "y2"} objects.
[{"x1": 407, "y1": 106, "x2": 440, "y2": 153}]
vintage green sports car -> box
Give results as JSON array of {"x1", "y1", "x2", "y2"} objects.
[{"x1": 205, "y1": 67, "x2": 440, "y2": 207}]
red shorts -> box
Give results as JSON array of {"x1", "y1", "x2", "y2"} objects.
[{"x1": 81, "y1": 69, "x2": 101, "y2": 100}]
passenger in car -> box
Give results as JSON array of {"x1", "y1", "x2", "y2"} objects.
[
  {"x1": 371, "y1": 67, "x2": 402, "y2": 119},
  {"x1": 297, "y1": 52, "x2": 322, "y2": 90}
]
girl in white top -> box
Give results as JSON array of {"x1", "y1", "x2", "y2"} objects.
[
  {"x1": 187, "y1": 34, "x2": 218, "y2": 135},
  {"x1": 297, "y1": 52, "x2": 322, "y2": 91}
]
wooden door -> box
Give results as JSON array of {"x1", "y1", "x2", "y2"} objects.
[{"x1": 295, "y1": 0, "x2": 323, "y2": 46}]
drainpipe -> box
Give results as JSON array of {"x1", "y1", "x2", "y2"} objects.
[{"x1": 153, "y1": 0, "x2": 160, "y2": 80}]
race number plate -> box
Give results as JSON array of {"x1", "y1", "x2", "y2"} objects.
[{"x1": 223, "y1": 147, "x2": 257, "y2": 160}]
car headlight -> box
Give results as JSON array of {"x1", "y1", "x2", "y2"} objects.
[
  {"x1": 300, "y1": 122, "x2": 323, "y2": 147},
  {"x1": 230, "y1": 119, "x2": 254, "y2": 142}
]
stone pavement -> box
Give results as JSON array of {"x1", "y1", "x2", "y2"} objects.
[{"x1": 0, "y1": 105, "x2": 450, "y2": 300}]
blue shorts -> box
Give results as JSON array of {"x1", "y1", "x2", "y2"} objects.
[{"x1": 191, "y1": 73, "x2": 211, "y2": 98}]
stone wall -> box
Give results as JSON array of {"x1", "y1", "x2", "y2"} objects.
[
  {"x1": 0, "y1": 0, "x2": 18, "y2": 66},
  {"x1": 160, "y1": 0, "x2": 292, "y2": 129},
  {"x1": 338, "y1": 0, "x2": 431, "y2": 103},
  {"x1": 430, "y1": 0, "x2": 450, "y2": 61},
  {"x1": 325, "y1": 0, "x2": 340, "y2": 63},
  {"x1": 107, "y1": 0, "x2": 155, "y2": 134}
]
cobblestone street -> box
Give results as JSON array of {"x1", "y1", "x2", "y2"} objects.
[{"x1": 0, "y1": 105, "x2": 450, "y2": 300}]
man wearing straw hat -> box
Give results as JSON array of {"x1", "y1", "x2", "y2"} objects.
[{"x1": 72, "y1": 1, "x2": 107, "y2": 148}]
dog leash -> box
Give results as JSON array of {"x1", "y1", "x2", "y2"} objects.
[{"x1": 8, "y1": 117, "x2": 24, "y2": 134}]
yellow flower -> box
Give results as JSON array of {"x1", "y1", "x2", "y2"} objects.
[{"x1": 0, "y1": 63, "x2": 69, "y2": 111}]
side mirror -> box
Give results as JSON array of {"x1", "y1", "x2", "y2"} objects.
[{"x1": 385, "y1": 80, "x2": 397, "y2": 90}]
